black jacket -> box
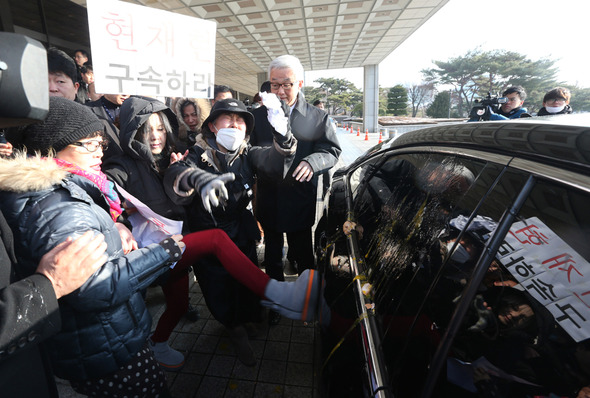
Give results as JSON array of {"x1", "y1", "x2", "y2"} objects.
[
  {"x1": 0, "y1": 209, "x2": 60, "y2": 397},
  {"x1": 250, "y1": 92, "x2": 341, "y2": 232},
  {"x1": 164, "y1": 129, "x2": 296, "y2": 246},
  {"x1": 103, "y1": 96, "x2": 185, "y2": 222},
  {"x1": 86, "y1": 97, "x2": 124, "y2": 161}
]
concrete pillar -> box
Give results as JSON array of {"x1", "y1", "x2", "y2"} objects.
[{"x1": 363, "y1": 64, "x2": 379, "y2": 134}]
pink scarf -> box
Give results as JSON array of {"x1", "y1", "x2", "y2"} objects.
[{"x1": 54, "y1": 158, "x2": 123, "y2": 221}]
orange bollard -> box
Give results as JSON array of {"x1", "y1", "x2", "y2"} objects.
[
  {"x1": 378, "y1": 131, "x2": 383, "y2": 144},
  {"x1": 364, "y1": 129, "x2": 369, "y2": 141},
  {"x1": 357, "y1": 127, "x2": 360, "y2": 137}
]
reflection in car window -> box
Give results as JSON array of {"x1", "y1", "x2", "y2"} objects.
[
  {"x1": 449, "y1": 177, "x2": 590, "y2": 397},
  {"x1": 348, "y1": 153, "x2": 515, "y2": 396}
]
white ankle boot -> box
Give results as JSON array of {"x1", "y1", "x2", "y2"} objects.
[{"x1": 149, "y1": 338, "x2": 185, "y2": 370}]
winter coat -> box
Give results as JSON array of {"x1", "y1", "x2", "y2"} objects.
[
  {"x1": 164, "y1": 130, "x2": 296, "y2": 246},
  {"x1": 492, "y1": 106, "x2": 529, "y2": 120},
  {"x1": 163, "y1": 129, "x2": 296, "y2": 326},
  {"x1": 103, "y1": 96, "x2": 185, "y2": 222},
  {"x1": 171, "y1": 97, "x2": 211, "y2": 149},
  {"x1": 250, "y1": 91, "x2": 341, "y2": 232},
  {"x1": 0, "y1": 155, "x2": 176, "y2": 381}
]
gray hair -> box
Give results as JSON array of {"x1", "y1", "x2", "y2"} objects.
[{"x1": 268, "y1": 55, "x2": 304, "y2": 82}]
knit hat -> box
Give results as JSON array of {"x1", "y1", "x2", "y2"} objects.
[
  {"x1": 47, "y1": 47, "x2": 78, "y2": 84},
  {"x1": 23, "y1": 96, "x2": 104, "y2": 155},
  {"x1": 203, "y1": 98, "x2": 254, "y2": 134}
]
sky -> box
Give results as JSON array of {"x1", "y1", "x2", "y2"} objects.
[{"x1": 305, "y1": 0, "x2": 590, "y2": 90}]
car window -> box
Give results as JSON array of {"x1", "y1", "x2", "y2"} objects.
[
  {"x1": 347, "y1": 152, "x2": 520, "y2": 396},
  {"x1": 446, "y1": 174, "x2": 590, "y2": 397}
]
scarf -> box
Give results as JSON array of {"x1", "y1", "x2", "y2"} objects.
[{"x1": 54, "y1": 158, "x2": 123, "y2": 221}]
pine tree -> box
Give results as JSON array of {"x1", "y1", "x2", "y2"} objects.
[
  {"x1": 387, "y1": 85, "x2": 408, "y2": 116},
  {"x1": 426, "y1": 91, "x2": 451, "y2": 118}
]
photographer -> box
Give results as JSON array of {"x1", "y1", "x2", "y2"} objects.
[{"x1": 469, "y1": 86, "x2": 529, "y2": 121}]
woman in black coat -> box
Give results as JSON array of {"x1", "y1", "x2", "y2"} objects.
[{"x1": 164, "y1": 97, "x2": 297, "y2": 365}]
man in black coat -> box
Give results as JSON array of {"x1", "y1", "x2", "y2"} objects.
[
  {"x1": 250, "y1": 55, "x2": 341, "y2": 324},
  {"x1": 0, "y1": 209, "x2": 107, "y2": 397}
]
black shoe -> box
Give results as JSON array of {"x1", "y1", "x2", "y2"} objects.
[
  {"x1": 284, "y1": 260, "x2": 298, "y2": 276},
  {"x1": 185, "y1": 304, "x2": 200, "y2": 322},
  {"x1": 268, "y1": 310, "x2": 282, "y2": 325}
]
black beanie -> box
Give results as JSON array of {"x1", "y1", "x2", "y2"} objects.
[
  {"x1": 24, "y1": 97, "x2": 104, "y2": 155},
  {"x1": 47, "y1": 47, "x2": 77, "y2": 84}
]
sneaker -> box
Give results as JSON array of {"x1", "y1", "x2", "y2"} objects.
[
  {"x1": 261, "y1": 269, "x2": 322, "y2": 322},
  {"x1": 228, "y1": 326, "x2": 256, "y2": 366},
  {"x1": 149, "y1": 339, "x2": 185, "y2": 370}
]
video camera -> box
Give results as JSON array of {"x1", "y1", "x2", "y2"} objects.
[
  {"x1": 0, "y1": 32, "x2": 49, "y2": 129},
  {"x1": 469, "y1": 92, "x2": 507, "y2": 121}
]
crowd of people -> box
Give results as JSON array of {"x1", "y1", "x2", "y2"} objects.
[
  {"x1": 0, "y1": 48, "x2": 339, "y2": 397},
  {"x1": 1, "y1": 40, "x2": 580, "y2": 397}
]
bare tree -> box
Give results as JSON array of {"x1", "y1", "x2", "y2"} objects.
[{"x1": 406, "y1": 82, "x2": 435, "y2": 117}]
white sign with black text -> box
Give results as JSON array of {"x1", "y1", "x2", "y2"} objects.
[{"x1": 87, "y1": 0, "x2": 216, "y2": 98}]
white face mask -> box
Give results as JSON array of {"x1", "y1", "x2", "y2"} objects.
[
  {"x1": 446, "y1": 241, "x2": 471, "y2": 264},
  {"x1": 545, "y1": 105, "x2": 565, "y2": 114},
  {"x1": 215, "y1": 127, "x2": 245, "y2": 152}
]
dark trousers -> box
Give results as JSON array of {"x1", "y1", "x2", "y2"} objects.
[{"x1": 263, "y1": 226, "x2": 315, "y2": 282}]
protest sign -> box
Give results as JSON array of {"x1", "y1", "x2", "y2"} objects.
[
  {"x1": 87, "y1": 0, "x2": 216, "y2": 98},
  {"x1": 497, "y1": 217, "x2": 590, "y2": 342}
]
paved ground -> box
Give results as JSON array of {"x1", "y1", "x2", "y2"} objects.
[{"x1": 56, "y1": 127, "x2": 381, "y2": 397}]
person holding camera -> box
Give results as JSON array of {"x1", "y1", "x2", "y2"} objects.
[{"x1": 470, "y1": 86, "x2": 529, "y2": 121}]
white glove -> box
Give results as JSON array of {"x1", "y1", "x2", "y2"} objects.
[
  {"x1": 200, "y1": 172, "x2": 235, "y2": 213},
  {"x1": 260, "y1": 91, "x2": 289, "y2": 136}
]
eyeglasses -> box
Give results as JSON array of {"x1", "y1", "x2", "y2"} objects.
[
  {"x1": 270, "y1": 82, "x2": 295, "y2": 91},
  {"x1": 545, "y1": 98, "x2": 566, "y2": 105},
  {"x1": 70, "y1": 140, "x2": 108, "y2": 153}
]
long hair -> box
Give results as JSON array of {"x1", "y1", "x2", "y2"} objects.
[{"x1": 135, "y1": 111, "x2": 177, "y2": 173}]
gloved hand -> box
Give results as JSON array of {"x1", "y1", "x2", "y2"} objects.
[
  {"x1": 200, "y1": 172, "x2": 235, "y2": 213},
  {"x1": 260, "y1": 91, "x2": 289, "y2": 136}
]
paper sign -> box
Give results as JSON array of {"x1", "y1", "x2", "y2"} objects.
[
  {"x1": 115, "y1": 183, "x2": 183, "y2": 250},
  {"x1": 87, "y1": 0, "x2": 216, "y2": 98},
  {"x1": 497, "y1": 217, "x2": 590, "y2": 342}
]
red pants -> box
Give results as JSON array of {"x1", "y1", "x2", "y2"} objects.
[{"x1": 151, "y1": 229, "x2": 270, "y2": 342}]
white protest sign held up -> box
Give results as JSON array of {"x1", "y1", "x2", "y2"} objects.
[
  {"x1": 497, "y1": 217, "x2": 590, "y2": 342},
  {"x1": 87, "y1": 0, "x2": 216, "y2": 98}
]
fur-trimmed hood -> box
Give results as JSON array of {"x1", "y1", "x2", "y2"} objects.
[{"x1": 0, "y1": 152, "x2": 68, "y2": 193}]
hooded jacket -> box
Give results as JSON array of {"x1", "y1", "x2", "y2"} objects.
[
  {"x1": 103, "y1": 97, "x2": 185, "y2": 222},
  {"x1": 0, "y1": 154, "x2": 175, "y2": 381},
  {"x1": 172, "y1": 97, "x2": 211, "y2": 148}
]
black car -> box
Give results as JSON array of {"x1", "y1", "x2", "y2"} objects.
[{"x1": 314, "y1": 114, "x2": 590, "y2": 398}]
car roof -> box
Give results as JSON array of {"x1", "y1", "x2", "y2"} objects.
[{"x1": 369, "y1": 114, "x2": 590, "y2": 175}]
